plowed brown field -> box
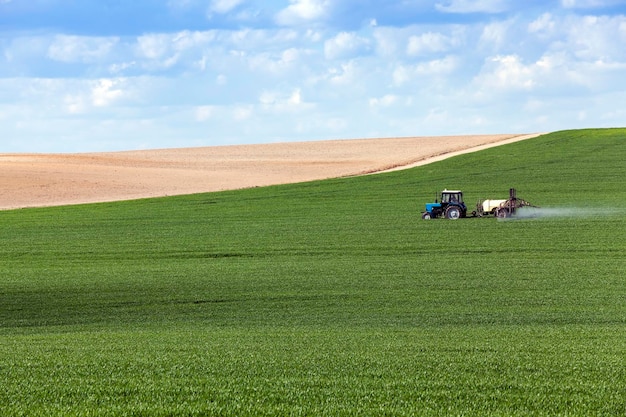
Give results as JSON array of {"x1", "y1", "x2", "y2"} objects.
[{"x1": 0, "y1": 133, "x2": 541, "y2": 210}]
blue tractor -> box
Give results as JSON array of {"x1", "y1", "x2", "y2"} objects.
[{"x1": 421, "y1": 189, "x2": 467, "y2": 220}]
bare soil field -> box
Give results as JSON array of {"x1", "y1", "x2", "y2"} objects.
[{"x1": 0, "y1": 133, "x2": 541, "y2": 210}]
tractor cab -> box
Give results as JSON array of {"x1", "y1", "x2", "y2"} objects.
[
  {"x1": 422, "y1": 189, "x2": 467, "y2": 220},
  {"x1": 441, "y1": 190, "x2": 463, "y2": 205}
]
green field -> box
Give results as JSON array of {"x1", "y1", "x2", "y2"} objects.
[{"x1": 1, "y1": 128, "x2": 625, "y2": 416}]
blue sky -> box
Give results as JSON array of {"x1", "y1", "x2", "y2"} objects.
[{"x1": 1, "y1": 0, "x2": 626, "y2": 152}]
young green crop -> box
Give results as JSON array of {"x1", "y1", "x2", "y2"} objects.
[{"x1": 0, "y1": 128, "x2": 625, "y2": 416}]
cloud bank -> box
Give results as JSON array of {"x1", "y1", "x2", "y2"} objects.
[{"x1": 1, "y1": 0, "x2": 625, "y2": 151}]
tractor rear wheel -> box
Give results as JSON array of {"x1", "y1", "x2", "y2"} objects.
[
  {"x1": 496, "y1": 208, "x2": 509, "y2": 218},
  {"x1": 445, "y1": 206, "x2": 461, "y2": 220}
]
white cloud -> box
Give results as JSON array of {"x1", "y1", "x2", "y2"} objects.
[
  {"x1": 324, "y1": 32, "x2": 370, "y2": 60},
  {"x1": 471, "y1": 45, "x2": 626, "y2": 98},
  {"x1": 132, "y1": 30, "x2": 220, "y2": 71},
  {"x1": 275, "y1": 0, "x2": 330, "y2": 26},
  {"x1": 289, "y1": 88, "x2": 303, "y2": 105},
  {"x1": 281, "y1": 48, "x2": 300, "y2": 64},
  {"x1": 475, "y1": 55, "x2": 536, "y2": 91},
  {"x1": 392, "y1": 56, "x2": 459, "y2": 86},
  {"x1": 195, "y1": 105, "x2": 215, "y2": 121},
  {"x1": 561, "y1": 0, "x2": 623, "y2": 8},
  {"x1": 135, "y1": 30, "x2": 215, "y2": 59},
  {"x1": 224, "y1": 28, "x2": 300, "y2": 54},
  {"x1": 305, "y1": 29, "x2": 322, "y2": 42},
  {"x1": 216, "y1": 74, "x2": 228, "y2": 85},
  {"x1": 392, "y1": 65, "x2": 412, "y2": 86},
  {"x1": 424, "y1": 107, "x2": 450, "y2": 124},
  {"x1": 327, "y1": 61, "x2": 358, "y2": 85},
  {"x1": 259, "y1": 88, "x2": 311, "y2": 113},
  {"x1": 479, "y1": 20, "x2": 515, "y2": 50},
  {"x1": 170, "y1": 30, "x2": 217, "y2": 51},
  {"x1": 369, "y1": 94, "x2": 398, "y2": 108},
  {"x1": 209, "y1": 0, "x2": 243, "y2": 14},
  {"x1": 528, "y1": 13, "x2": 556, "y2": 37},
  {"x1": 407, "y1": 32, "x2": 455, "y2": 56},
  {"x1": 565, "y1": 15, "x2": 626, "y2": 61},
  {"x1": 1, "y1": 76, "x2": 133, "y2": 128},
  {"x1": 136, "y1": 34, "x2": 170, "y2": 60},
  {"x1": 109, "y1": 61, "x2": 137, "y2": 74},
  {"x1": 259, "y1": 90, "x2": 279, "y2": 106},
  {"x1": 436, "y1": 0, "x2": 510, "y2": 13},
  {"x1": 372, "y1": 28, "x2": 400, "y2": 57},
  {"x1": 91, "y1": 78, "x2": 126, "y2": 107},
  {"x1": 416, "y1": 56, "x2": 459, "y2": 75},
  {"x1": 3, "y1": 36, "x2": 49, "y2": 65},
  {"x1": 64, "y1": 93, "x2": 87, "y2": 114},
  {"x1": 247, "y1": 48, "x2": 305, "y2": 74},
  {"x1": 47, "y1": 35, "x2": 118, "y2": 63},
  {"x1": 374, "y1": 25, "x2": 467, "y2": 59},
  {"x1": 233, "y1": 105, "x2": 253, "y2": 120}
]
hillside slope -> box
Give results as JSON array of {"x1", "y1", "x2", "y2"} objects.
[{"x1": 0, "y1": 128, "x2": 624, "y2": 416}]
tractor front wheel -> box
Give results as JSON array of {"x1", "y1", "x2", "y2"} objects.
[
  {"x1": 445, "y1": 206, "x2": 461, "y2": 220},
  {"x1": 421, "y1": 212, "x2": 431, "y2": 220}
]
